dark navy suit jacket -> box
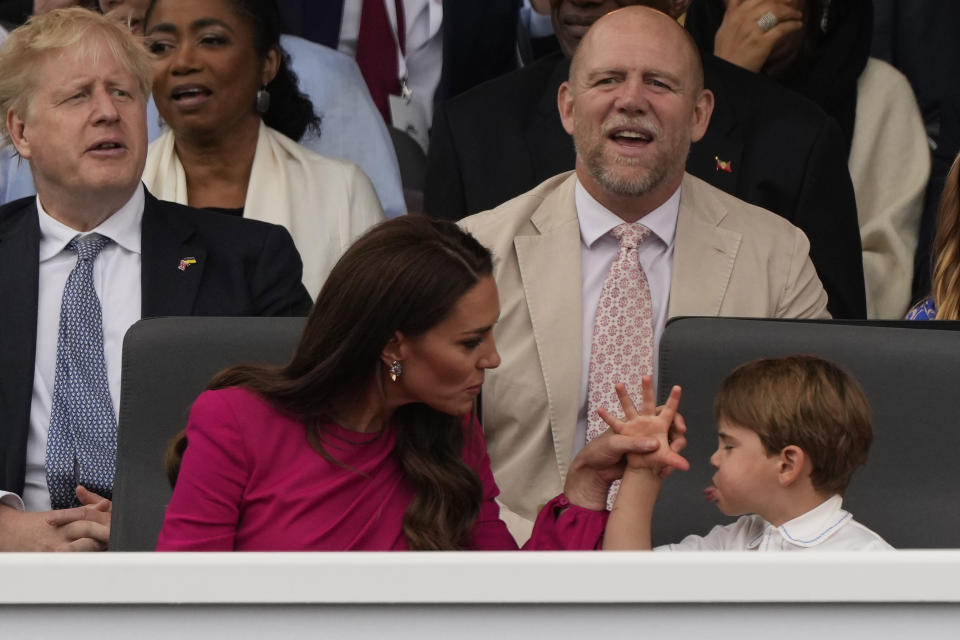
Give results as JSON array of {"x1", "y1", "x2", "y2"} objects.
[{"x1": 0, "y1": 188, "x2": 312, "y2": 495}]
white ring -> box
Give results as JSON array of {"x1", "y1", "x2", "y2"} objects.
[{"x1": 756, "y1": 11, "x2": 778, "y2": 33}]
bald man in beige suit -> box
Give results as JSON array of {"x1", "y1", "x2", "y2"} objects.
[{"x1": 460, "y1": 6, "x2": 829, "y2": 543}]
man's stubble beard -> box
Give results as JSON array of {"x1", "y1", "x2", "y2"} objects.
[
  {"x1": 583, "y1": 144, "x2": 668, "y2": 197},
  {"x1": 573, "y1": 119, "x2": 690, "y2": 198}
]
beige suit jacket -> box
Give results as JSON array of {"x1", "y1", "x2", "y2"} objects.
[{"x1": 460, "y1": 171, "x2": 829, "y2": 542}]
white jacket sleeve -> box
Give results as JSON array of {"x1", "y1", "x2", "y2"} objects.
[{"x1": 849, "y1": 58, "x2": 930, "y2": 319}]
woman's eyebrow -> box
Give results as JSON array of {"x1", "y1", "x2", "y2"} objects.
[
  {"x1": 190, "y1": 17, "x2": 234, "y2": 33},
  {"x1": 460, "y1": 325, "x2": 493, "y2": 335}
]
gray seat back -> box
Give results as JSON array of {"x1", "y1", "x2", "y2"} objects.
[
  {"x1": 110, "y1": 316, "x2": 306, "y2": 551},
  {"x1": 654, "y1": 317, "x2": 960, "y2": 548}
]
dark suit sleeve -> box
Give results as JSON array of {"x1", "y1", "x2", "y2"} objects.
[
  {"x1": 793, "y1": 117, "x2": 867, "y2": 319},
  {"x1": 437, "y1": 0, "x2": 521, "y2": 101},
  {"x1": 424, "y1": 102, "x2": 468, "y2": 221},
  {"x1": 528, "y1": 34, "x2": 561, "y2": 61},
  {"x1": 250, "y1": 224, "x2": 313, "y2": 317}
]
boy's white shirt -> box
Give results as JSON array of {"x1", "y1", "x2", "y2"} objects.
[{"x1": 656, "y1": 495, "x2": 894, "y2": 551}]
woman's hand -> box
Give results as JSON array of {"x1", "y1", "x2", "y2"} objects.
[
  {"x1": 563, "y1": 376, "x2": 689, "y2": 510},
  {"x1": 713, "y1": 0, "x2": 804, "y2": 73}
]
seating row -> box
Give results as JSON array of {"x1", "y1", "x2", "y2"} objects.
[{"x1": 110, "y1": 317, "x2": 960, "y2": 550}]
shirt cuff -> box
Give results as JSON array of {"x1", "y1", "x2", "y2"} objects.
[
  {"x1": 0, "y1": 491, "x2": 25, "y2": 511},
  {"x1": 520, "y1": 0, "x2": 555, "y2": 38},
  {"x1": 524, "y1": 493, "x2": 608, "y2": 550}
]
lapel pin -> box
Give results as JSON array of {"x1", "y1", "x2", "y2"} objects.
[
  {"x1": 178, "y1": 257, "x2": 197, "y2": 271},
  {"x1": 715, "y1": 156, "x2": 733, "y2": 173}
]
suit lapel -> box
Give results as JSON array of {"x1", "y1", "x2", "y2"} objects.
[
  {"x1": 668, "y1": 174, "x2": 742, "y2": 317},
  {"x1": 686, "y1": 55, "x2": 744, "y2": 197},
  {"x1": 0, "y1": 201, "x2": 40, "y2": 494},
  {"x1": 513, "y1": 177, "x2": 583, "y2": 476},
  {"x1": 140, "y1": 193, "x2": 206, "y2": 317}
]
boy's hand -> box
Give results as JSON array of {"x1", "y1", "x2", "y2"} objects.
[
  {"x1": 656, "y1": 401, "x2": 688, "y2": 479},
  {"x1": 597, "y1": 377, "x2": 690, "y2": 477}
]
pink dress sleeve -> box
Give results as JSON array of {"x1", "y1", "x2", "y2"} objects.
[
  {"x1": 156, "y1": 390, "x2": 249, "y2": 551},
  {"x1": 462, "y1": 417, "x2": 608, "y2": 551}
]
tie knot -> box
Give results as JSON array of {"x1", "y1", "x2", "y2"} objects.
[
  {"x1": 611, "y1": 223, "x2": 651, "y2": 250},
  {"x1": 68, "y1": 233, "x2": 110, "y2": 261}
]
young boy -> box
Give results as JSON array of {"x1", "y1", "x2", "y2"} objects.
[{"x1": 602, "y1": 355, "x2": 893, "y2": 551}]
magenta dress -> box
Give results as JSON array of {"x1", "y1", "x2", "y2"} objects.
[{"x1": 157, "y1": 388, "x2": 606, "y2": 551}]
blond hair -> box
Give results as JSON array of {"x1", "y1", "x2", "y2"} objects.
[
  {"x1": 931, "y1": 153, "x2": 960, "y2": 319},
  {"x1": 0, "y1": 7, "x2": 152, "y2": 148},
  {"x1": 714, "y1": 355, "x2": 873, "y2": 495}
]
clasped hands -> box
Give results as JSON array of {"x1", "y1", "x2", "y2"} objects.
[
  {"x1": 563, "y1": 376, "x2": 689, "y2": 511},
  {"x1": 0, "y1": 486, "x2": 111, "y2": 551}
]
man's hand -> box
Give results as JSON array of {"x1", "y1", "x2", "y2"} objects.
[
  {"x1": 713, "y1": 0, "x2": 804, "y2": 73},
  {"x1": 75, "y1": 485, "x2": 112, "y2": 513},
  {"x1": 599, "y1": 377, "x2": 690, "y2": 477},
  {"x1": 0, "y1": 486, "x2": 111, "y2": 551}
]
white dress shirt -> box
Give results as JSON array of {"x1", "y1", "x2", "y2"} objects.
[
  {"x1": 657, "y1": 495, "x2": 894, "y2": 551},
  {"x1": 338, "y1": 0, "x2": 444, "y2": 123},
  {"x1": 573, "y1": 180, "x2": 679, "y2": 457},
  {"x1": 0, "y1": 186, "x2": 144, "y2": 512}
]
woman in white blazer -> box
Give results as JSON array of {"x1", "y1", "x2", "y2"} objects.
[{"x1": 141, "y1": 0, "x2": 384, "y2": 297}]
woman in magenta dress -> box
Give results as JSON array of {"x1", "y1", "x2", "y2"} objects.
[{"x1": 157, "y1": 217, "x2": 686, "y2": 551}]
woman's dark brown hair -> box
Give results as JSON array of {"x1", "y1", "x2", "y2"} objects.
[{"x1": 168, "y1": 216, "x2": 494, "y2": 550}]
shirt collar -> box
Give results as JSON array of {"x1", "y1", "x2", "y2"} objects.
[
  {"x1": 37, "y1": 184, "x2": 145, "y2": 263},
  {"x1": 746, "y1": 495, "x2": 851, "y2": 549},
  {"x1": 575, "y1": 179, "x2": 680, "y2": 250}
]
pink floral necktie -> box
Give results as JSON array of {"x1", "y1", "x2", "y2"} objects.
[{"x1": 586, "y1": 223, "x2": 655, "y2": 507}]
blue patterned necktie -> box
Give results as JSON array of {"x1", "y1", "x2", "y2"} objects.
[{"x1": 46, "y1": 233, "x2": 117, "y2": 509}]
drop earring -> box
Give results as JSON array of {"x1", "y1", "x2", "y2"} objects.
[
  {"x1": 388, "y1": 360, "x2": 403, "y2": 382},
  {"x1": 256, "y1": 86, "x2": 271, "y2": 114}
]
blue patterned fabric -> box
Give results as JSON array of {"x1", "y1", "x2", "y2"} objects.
[
  {"x1": 46, "y1": 234, "x2": 117, "y2": 509},
  {"x1": 906, "y1": 296, "x2": 938, "y2": 320}
]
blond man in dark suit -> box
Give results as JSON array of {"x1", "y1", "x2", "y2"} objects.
[{"x1": 0, "y1": 8, "x2": 310, "y2": 551}]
